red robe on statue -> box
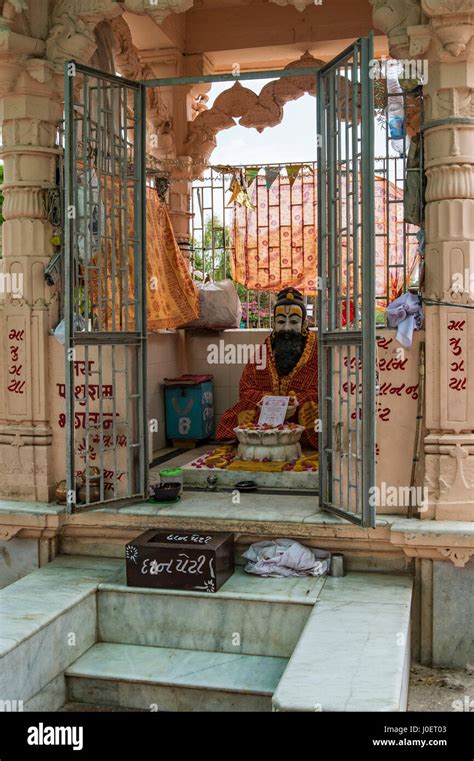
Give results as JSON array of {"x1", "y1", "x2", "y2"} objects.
[{"x1": 217, "y1": 331, "x2": 318, "y2": 448}]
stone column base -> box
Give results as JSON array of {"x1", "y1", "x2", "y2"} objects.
[
  {"x1": 0, "y1": 424, "x2": 54, "y2": 501},
  {"x1": 424, "y1": 433, "x2": 474, "y2": 521}
]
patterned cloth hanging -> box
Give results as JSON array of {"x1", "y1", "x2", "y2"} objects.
[
  {"x1": 231, "y1": 170, "x2": 419, "y2": 302},
  {"x1": 94, "y1": 185, "x2": 199, "y2": 331}
]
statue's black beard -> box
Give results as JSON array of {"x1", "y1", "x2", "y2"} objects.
[{"x1": 271, "y1": 331, "x2": 306, "y2": 377}]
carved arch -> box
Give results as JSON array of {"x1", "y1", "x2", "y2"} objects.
[{"x1": 183, "y1": 52, "x2": 326, "y2": 177}]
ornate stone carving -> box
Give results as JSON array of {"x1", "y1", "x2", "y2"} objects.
[
  {"x1": 0, "y1": 0, "x2": 28, "y2": 31},
  {"x1": 109, "y1": 16, "x2": 171, "y2": 149},
  {"x1": 3, "y1": 0, "x2": 28, "y2": 12},
  {"x1": 122, "y1": 0, "x2": 194, "y2": 24},
  {"x1": 425, "y1": 165, "x2": 474, "y2": 201},
  {"x1": 44, "y1": 0, "x2": 195, "y2": 67},
  {"x1": 408, "y1": 0, "x2": 474, "y2": 60},
  {"x1": 184, "y1": 52, "x2": 323, "y2": 175},
  {"x1": 438, "y1": 547, "x2": 474, "y2": 567},
  {"x1": 0, "y1": 526, "x2": 22, "y2": 541},
  {"x1": 425, "y1": 198, "x2": 474, "y2": 242},
  {"x1": 422, "y1": 0, "x2": 474, "y2": 15},
  {"x1": 413, "y1": 0, "x2": 474, "y2": 521},
  {"x1": 270, "y1": 0, "x2": 320, "y2": 9},
  {"x1": 2, "y1": 187, "x2": 47, "y2": 219},
  {"x1": 45, "y1": 0, "x2": 123, "y2": 68},
  {"x1": 370, "y1": 0, "x2": 423, "y2": 58}
]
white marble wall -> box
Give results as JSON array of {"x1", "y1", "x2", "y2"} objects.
[
  {"x1": 432, "y1": 558, "x2": 474, "y2": 668},
  {"x1": 0, "y1": 538, "x2": 39, "y2": 590}
]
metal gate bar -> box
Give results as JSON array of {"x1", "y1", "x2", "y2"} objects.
[
  {"x1": 191, "y1": 162, "x2": 319, "y2": 328},
  {"x1": 317, "y1": 35, "x2": 376, "y2": 526},
  {"x1": 64, "y1": 62, "x2": 148, "y2": 512},
  {"x1": 64, "y1": 51, "x2": 378, "y2": 518}
]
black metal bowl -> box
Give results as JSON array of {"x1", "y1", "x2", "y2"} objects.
[
  {"x1": 149, "y1": 482, "x2": 181, "y2": 501},
  {"x1": 234, "y1": 480, "x2": 258, "y2": 492}
]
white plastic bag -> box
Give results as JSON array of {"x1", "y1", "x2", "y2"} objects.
[
  {"x1": 185, "y1": 279, "x2": 242, "y2": 329},
  {"x1": 53, "y1": 315, "x2": 87, "y2": 344}
]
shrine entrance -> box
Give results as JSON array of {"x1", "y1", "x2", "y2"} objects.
[{"x1": 63, "y1": 36, "x2": 377, "y2": 525}]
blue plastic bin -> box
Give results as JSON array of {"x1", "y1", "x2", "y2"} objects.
[{"x1": 164, "y1": 377, "x2": 214, "y2": 441}]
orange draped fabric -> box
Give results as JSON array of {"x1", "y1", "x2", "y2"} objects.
[
  {"x1": 145, "y1": 191, "x2": 199, "y2": 330},
  {"x1": 94, "y1": 185, "x2": 199, "y2": 331},
  {"x1": 231, "y1": 172, "x2": 418, "y2": 303}
]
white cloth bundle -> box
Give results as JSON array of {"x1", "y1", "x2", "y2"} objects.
[
  {"x1": 242, "y1": 539, "x2": 331, "y2": 578},
  {"x1": 386, "y1": 292, "x2": 423, "y2": 348}
]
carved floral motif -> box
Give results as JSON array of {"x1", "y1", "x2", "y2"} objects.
[
  {"x1": 122, "y1": 0, "x2": 194, "y2": 24},
  {"x1": 370, "y1": 0, "x2": 422, "y2": 58},
  {"x1": 438, "y1": 547, "x2": 474, "y2": 567}
]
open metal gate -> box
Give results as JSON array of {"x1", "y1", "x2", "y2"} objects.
[
  {"x1": 62, "y1": 49, "x2": 376, "y2": 519},
  {"x1": 317, "y1": 35, "x2": 376, "y2": 526},
  {"x1": 64, "y1": 62, "x2": 148, "y2": 512}
]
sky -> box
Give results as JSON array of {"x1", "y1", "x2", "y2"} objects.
[{"x1": 205, "y1": 79, "x2": 395, "y2": 166}]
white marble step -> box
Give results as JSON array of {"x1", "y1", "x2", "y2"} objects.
[
  {"x1": 0, "y1": 556, "x2": 122, "y2": 707},
  {"x1": 97, "y1": 566, "x2": 326, "y2": 658},
  {"x1": 273, "y1": 573, "x2": 414, "y2": 712},
  {"x1": 66, "y1": 643, "x2": 287, "y2": 712}
]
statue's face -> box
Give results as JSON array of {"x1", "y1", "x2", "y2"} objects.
[{"x1": 274, "y1": 305, "x2": 303, "y2": 333}]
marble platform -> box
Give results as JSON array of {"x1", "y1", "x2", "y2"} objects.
[
  {"x1": 0, "y1": 556, "x2": 121, "y2": 707},
  {"x1": 1, "y1": 555, "x2": 414, "y2": 712},
  {"x1": 432, "y1": 557, "x2": 474, "y2": 668},
  {"x1": 273, "y1": 573, "x2": 413, "y2": 712},
  {"x1": 182, "y1": 459, "x2": 319, "y2": 490},
  {"x1": 97, "y1": 566, "x2": 323, "y2": 658}
]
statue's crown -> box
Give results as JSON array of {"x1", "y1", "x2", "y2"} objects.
[{"x1": 274, "y1": 287, "x2": 306, "y2": 319}]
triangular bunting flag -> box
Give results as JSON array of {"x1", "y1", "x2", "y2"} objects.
[
  {"x1": 264, "y1": 166, "x2": 281, "y2": 190},
  {"x1": 238, "y1": 190, "x2": 256, "y2": 211},
  {"x1": 227, "y1": 177, "x2": 255, "y2": 211},
  {"x1": 286, "y1": 164, "x2": 304, "y2": 187},
  {"x1": 245, "y1": 166, "x2": 260, "y2": 187},
  {"x1": 227, "y1": 177, "x2": 241, "y2": 205}
]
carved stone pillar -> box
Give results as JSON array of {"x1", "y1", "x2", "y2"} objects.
[
  {"x1": 407, "y1": 0, "x2": 474, "y2": 520},
  {"x1": 372, "y1": 1, "x2": 474, "y2": 519},
  {"x1": 0, "y1": 1, "x2": 178, "y2": 502},
  {"x1": 144, "y1": 50, "x2": 213, "y2": 248},
  {"x1": 0, "y1": 53, "x2": 62, "y2": 500}
]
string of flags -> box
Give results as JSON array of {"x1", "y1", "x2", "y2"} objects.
[{"x1": 214, "y1": 163, "x2": 315, "y2": 210}]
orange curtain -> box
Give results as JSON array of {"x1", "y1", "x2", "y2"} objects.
[
  {"x1": 231, "y1": 171, "x2": 418, "y2": 304},
  {"x1": 94, "y1": 185, "x2": 199, "y2": 331},
  {"x1": 145, "y1": 190, "x2": 199, "y2": 330}
]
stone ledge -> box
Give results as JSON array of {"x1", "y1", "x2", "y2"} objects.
[
  {"x1": 390, "y1": 518, "x2": 474, "y2": 567},
  {"x1": 0, "y1": 497, "x2": 473, "y2": 566}
]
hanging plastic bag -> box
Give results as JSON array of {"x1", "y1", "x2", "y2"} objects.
[
  {"x1": 184, "y1": 279, "x2": 242, "y2": 329},
  {"x1": 386, "y1": 61, "x2": 406, "y2": 155},
  {"x1": 53, "y1": 315, "x2": 87, "y2": 345},
  {"x1": 76, "y1": 167, "x2": 106, "y2": 264},
  {"x1": 404, "y1": 134, "x2": 424, "y2": 226}
]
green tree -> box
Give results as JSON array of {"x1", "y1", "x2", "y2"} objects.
[{"x1": 192, "y1": 215, "x2": 231, "y2": 280}]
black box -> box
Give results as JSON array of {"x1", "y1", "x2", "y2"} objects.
[{"x1": 125, "y1": 529, "x2": 234, "y2": 593}]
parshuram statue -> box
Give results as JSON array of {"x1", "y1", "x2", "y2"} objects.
[{"x1": 217, "y1": 287, "x2": 318, "y2": 448}]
